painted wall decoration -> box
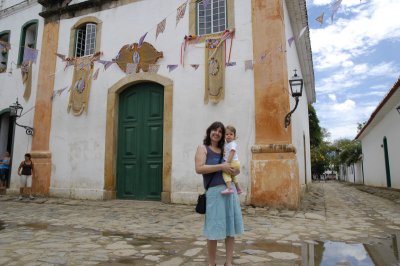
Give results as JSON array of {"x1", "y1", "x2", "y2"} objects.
[
  {"x1": 21, "y1": 61, "x2": 32, "y2": 101},
  {"x1": 115, "y1": 42, "x2": 163, "y2": 74},
  {"x1": 204, "y1": 38, "x2": 225, "y2": 104},
  {"x1": 67, "y1": 57, "x2": 94, "y2": 116}
]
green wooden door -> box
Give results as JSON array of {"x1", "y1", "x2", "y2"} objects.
[{"x1": 117, "y1": 82, "x2": 164, "y2": 200}]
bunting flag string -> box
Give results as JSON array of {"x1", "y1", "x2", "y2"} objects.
[
  {"x1": 313, "y1": 0, "x2": 344, "y2": 25},
  {"x1": 138, "y1": 32, "x2": 148, "y2": 48},
  {"x1": 297, "y1": 26, "x2": 307, "y2": 41},
  {"x1": 190, "y1": 64, "x2": 199, "y2": 70},
  {"x1": 23, "y1": 47, "x2": 39, "y2": 64},
  {"x1": 56, "y1": 53, "x2": 66, "y2": 61},
  {"x1": 225, "y1": 62, "x2": 236, "y2": 67},
  {"x1": 287, "y1": 36, "x2": 295, "y2": 48},
  {"x1": 176, "y1": 1, "x2": 188, "y2": 27},
  {"x1": 315, "y1": 12, "x2": 324, "y2": 25},
  {"x1": 51, "y1": 86, "x2": 68, "y2": 100},
  {"x1": 330, "y1": 0, "x2": 343, "y2": 22},
  {"x1": 167, "y1": 64, "x2": 178, "y2": 72},
  {"x1": 156, "y1": 18, "x2": 167, "y2": 39},
  {"x1": 93, "y1": 68, "x2": 100, "y2": 80},
  {"x1": 244, "y1": 60, "x2": 253, "y2": 71}
]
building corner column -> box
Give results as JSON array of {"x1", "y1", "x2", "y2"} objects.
[
  {"x1": 31, "y1": 21, "x2": 59, "y2": 196},
  {"x1": 250, "y1": 0, "x2": 299, "y2": 209}
]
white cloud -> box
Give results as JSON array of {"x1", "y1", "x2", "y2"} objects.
[
  {"x1": 310, "y1": 0, "x2": 400, "y2": 70},
  {"x1": 315, "y1": 62, "x2": 399, "y2": 95},
  {"x1": 328, "y1": 94, "x2": 336, "y2": 101},
  {"x1": 333, "y1": 99, "x2": 355, "y2": 111}
]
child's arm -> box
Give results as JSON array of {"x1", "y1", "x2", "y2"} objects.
[{"x1": 226, "y1": 150, "x2": 235, "y2": 164}]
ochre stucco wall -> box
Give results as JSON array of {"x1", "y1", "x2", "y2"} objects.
[
  {"x1": 250, "y1": 0, "x2": 299, "y2": 209},
  {"x1": 31, "y1": 21, "x2": 59, "y2": 195}
]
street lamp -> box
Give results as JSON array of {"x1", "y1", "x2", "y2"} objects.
[
  {"x1": 9, "y1": 98, "x2": 34, "y2": 136},
  {"x1": 284, "y1": 69, "x2": 304, "y2": 128}
]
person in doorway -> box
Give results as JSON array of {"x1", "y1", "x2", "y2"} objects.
[
  {"x1": 17, "y1": 153, "x2": 34, "y2": 200},
  {"x1": 195, "y1": 121, "x2": 244, "y2": 266},
  {"x1": 220, "y1": 125, "x2": 242, "y2": 195},
  {"x1": 0, "y1": 151, "x2": 11, "y2": 189}
]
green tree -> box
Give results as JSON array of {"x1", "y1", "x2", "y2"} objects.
[{"x1": 308, "y1": 105, "x2": 322, "y2": 148}]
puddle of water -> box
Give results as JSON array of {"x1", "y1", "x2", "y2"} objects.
[
  {"x1": 100, "y1": 230, "x2": 400, "y2": 265},
  {"x1": 237, "y1": 233, "x2": 400, "y2": 266}
]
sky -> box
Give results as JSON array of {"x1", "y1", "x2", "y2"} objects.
[{"x1": 306, "y1": 0, "x2": 400, "y2": 141}]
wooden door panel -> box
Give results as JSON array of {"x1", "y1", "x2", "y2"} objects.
[{"x1": 117, "y1": 82, "x2": 163, "y2": 200}]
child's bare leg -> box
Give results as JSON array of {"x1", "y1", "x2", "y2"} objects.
[{"x1": 226, "y1": 181, "x2": 232, "y2": 189}]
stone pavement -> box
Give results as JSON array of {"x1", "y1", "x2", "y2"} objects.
[{"x1": 0, "y1": 181, "x2": 400, "y2": 265}]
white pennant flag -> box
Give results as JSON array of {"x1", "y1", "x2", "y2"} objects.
[{"x1": 297, "y1": 26, "x2": 307, "y2": 40}]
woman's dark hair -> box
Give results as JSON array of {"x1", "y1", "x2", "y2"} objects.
[
  {"x1": 203, "y1": 121, "x2": 225, "y2": 158},
  {"x1": 25, "y1": 153, "x2": 31, "y2": 159}
]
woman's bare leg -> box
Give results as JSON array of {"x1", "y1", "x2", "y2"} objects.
[
  {"x1": 225, "y1": 236, "x2": 235, "y2": 265},
  {"x1": 207, "y1": 239, "x2": 217, "y2": 266}
]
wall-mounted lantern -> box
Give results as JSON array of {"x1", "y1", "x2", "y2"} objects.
[
  {"x1": 396, "y1": 105, "x2": 400, "y2": 115},
  {"x1": 284, "y1": 69, "x2": 304, "y2": 128},
  {"x1": 9, "y1": 98, "x2": 34, "y2": 136}
]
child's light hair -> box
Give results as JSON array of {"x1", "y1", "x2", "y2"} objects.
[{"x1": 225, "y1": 125, "x2": 237, "y2": 139}]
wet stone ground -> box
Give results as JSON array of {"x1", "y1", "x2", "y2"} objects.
[{"x1": 0, "y1": 181, "x2": 400, "y2": 265}]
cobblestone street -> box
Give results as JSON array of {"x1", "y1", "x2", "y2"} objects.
[{"x1": 1, "y1": 181, "x2": 400, "y2": 265}]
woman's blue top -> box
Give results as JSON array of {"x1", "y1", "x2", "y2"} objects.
[{"x1": 202, "y1": 145, "x2": 225, "y2": 189}]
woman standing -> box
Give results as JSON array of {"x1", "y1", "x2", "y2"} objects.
[
  {"x1": 195, "y1": 121, "x2": 244, "y2": 266},
  {"x1": 17, "y1": 153, "x2": 34, "y2": 200}
]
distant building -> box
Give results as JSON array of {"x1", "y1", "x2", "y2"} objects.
[{"x1": 355, "y1": 78, "x2": 400, "y2": 189}]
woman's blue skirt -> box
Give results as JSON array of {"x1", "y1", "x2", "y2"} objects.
[{"x1": 203, "y1": 185, "x2": 244, "y2": 240}]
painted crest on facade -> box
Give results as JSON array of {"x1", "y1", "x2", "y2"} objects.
[{"x1": 115, "y1": 42, "x2": 163, "y2": 73}]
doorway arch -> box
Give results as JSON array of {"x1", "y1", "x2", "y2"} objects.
[{"x1": 104, "y1": 73, "x2": 173, "y2": 202}]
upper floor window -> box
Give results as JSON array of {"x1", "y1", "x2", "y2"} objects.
[
  {"x1": 18, "y1": 20, "x2": 38, "y2": 65},
  {"x1": 69, "y1": 17, "x2": 102, "y2": 58},
  {"x1": 0, "y1": 31, "x2": 10, "y2": 73},
  {"x1": 75, "y1": 23, "x2": 96, "y2": 57},
  {"x1": 197, "y1": 0, "x2": 227, "y2": 35}
]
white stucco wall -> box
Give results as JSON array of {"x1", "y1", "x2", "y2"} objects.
[
  {"x1": 283, "y1": 0, "x2": 312, "y2": 189},
  {"x1": 49, "y1": 0, "x2": 255, "y2": 201},
  {"x1": 360, "y1": 105, "x2": 400, "y2": 189},
  {"x1": 0, "y1": 1, "x2": 43, "y2": 191}
]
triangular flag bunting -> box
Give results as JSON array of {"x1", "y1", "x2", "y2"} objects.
[
  {"x1": 226, "y1": 62, "x2": 236, "y2": 67},
  {"x1": 288, "y1": 36, "x2": 295, "y2": 47},
  {"x1": 23, "y1": 47, "x2": 38, "y2": 64},
  {"x1": 176, "y1": 1, "x2": 188, "y2": 26},
  {"x1": 244, "y1": 60, "x2": 253, "y2": 71},
  {"x1": 167, "y1": 64, "x2": 178, "y2": 72},
  {"x1": 93, "y1": 68, "x2": 100, "y2": 80},
  {"x1": 156, "y1": 18, "x2": 167, "y2": 39},
  {"x1": 56, "y1": 53, "x2": 66, "y2": 61},
  {"x1": 191, "y1": 64, "x2": 199, "y2": 70},
  {"x1": 315, "y1": 12, "x2": 324, "y2": 25},
  {"x1": 330, "y1": 0, "x2": 342, "y2": 22},
  {"x1": 138, "y1": 32, "x2": 148, "y2": 48},
  {"x1": 297, "y1": 26, "x2": 307, "y2": 40}
]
